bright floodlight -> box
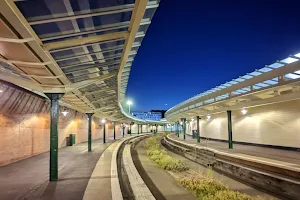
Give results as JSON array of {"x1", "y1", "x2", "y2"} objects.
[
  {"x1": 101, "y1": 119, "x2": 106, "y2": 124},
  {"x1": 127, "y1": 100, "x2": 132, "y2": 105},
  {"x1": 241, "y1": 109, "x2": 248, "y2": 115},
  {"x1": 62, "y1": 111, "x2": 68, "y2": 116},
  {"x1": 207, "y1": 115, "x2": 211, "y2": 120}
]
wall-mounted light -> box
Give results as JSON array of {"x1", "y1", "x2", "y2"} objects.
[
  {"x1": 241, "y1": 109, "x2": 248, "y2": 115},
  {"x1": 207, "y1": 115, "x2": 211, "y2": 120},
  {"x1": 101, "y1": 119, "x2": 106, "y2": 124},
  {"x1": 62, "y1": 111, "x2": 68, "y2": 116},
  {"x1": 0, "y1": 90, "x2": 3, "y2": 93},
  {"x1": 191, "y1": 118, "x2": 194, "y2": 121}
]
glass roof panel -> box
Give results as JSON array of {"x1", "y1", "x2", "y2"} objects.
[
  {"x1": 258, "y1": 67, "x2": 272, "y2": 73},
  {"x1": 285, "y1": 73, "x2": 300, "y2": 80},
  {"x1": 268, "y1": 62, "x2": 284, "y2": 68},
  {"x1": 280, "y1": 57, "x2": 298, "y2": 64},
  {"x1": 241, "y1": 74, "x2": 253, "y2": 79},
  {"x1": 249, "y1": 71, "x2": 262, "y2": 76}
]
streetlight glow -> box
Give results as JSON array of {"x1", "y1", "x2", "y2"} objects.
[{"x1": 127, "y1": 100, "x2": 133, "y2": 114}]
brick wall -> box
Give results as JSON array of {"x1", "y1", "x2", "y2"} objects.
[{"x1": 0, "y1": 81, "x2": 126, "y2": 166}]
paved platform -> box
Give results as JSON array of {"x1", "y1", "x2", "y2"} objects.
[
  {"x1": 170, "y1": 133, "x2": 300, "y2": 170},
  {"x1": 0, "y1": 136, "x2": 125, "y2": 200}
]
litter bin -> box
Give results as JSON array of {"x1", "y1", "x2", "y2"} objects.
[
  {"x1": 69, "y1": 134, "x2": 76, "y2": 146},
  {"x1": 192, "y1": 130, "x2": 198, "y2": 139}
]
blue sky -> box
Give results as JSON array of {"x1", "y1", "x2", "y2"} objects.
[{"x1": 126, "y1": 0, "x2": 300, "y2": 111}]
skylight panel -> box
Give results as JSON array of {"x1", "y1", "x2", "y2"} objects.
[
  {"x1": 268, "y1": 62, "x2": 284, "y2": 69},
  {"x1": 249, "y1": 71, "x2": 262, "y2": 76},
  {"x1": 294, "y1": 53, "x2": 300, "y2": 58},
  {"x1": 258, "y1": 67, "x2": 272, "y2": 73},
  {"x1": 285, "y1": 73, "x2": 300, "y2": 80},
  {"x1": 280, "y1": 57, "x2": 298, "y2": 64},
  {"x1": 241, "y1": 74, "x2": 253, "y2": 79}
]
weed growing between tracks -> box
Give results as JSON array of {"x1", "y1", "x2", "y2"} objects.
[
  {"x1": 145, "y1": 134, "x2": 267, "y2": 200},
  {"x1": 145, "y1": 134, "x2": 189, "y2": 172}
]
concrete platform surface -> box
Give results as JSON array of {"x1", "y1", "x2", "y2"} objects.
[
  {"x1": 170, "y1": 133, "x2": 300, "y2": 170},
  {"x1": 0, "y1": 136, "x2": 125, "y2": 200}
]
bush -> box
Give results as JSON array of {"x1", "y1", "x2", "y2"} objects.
[
  {"x1": 178, "y1": 174, "x2": 228, "y2": 199},
  {"x1": 145, "y1": 136, "x2": 189, "y2": 172},
  {"x1": 202, "y1": 190, "x2": 252, "y2": 200},
  {"x1": 178, "y1": 174, "x2": 266, "y2": 200}
]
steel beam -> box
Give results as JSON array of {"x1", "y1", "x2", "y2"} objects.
[
  {"x1": 55, "y1": 46, "x2": 124, "y2": 62},
  {"x1": 43, "y1": 31, "x2": 128, "y2": 51},
  {"x1": 117, "y1": 0, "x2": 148, "y2": 102},
  {"x1": 65, "y1": 72, "x2": 117, "y2": 93},
  {"x1": 29, "y1": 7, "x2": 134, "y2": 25}
]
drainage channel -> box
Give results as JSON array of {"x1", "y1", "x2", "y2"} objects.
[{"x1": 117, "y1": 134, "x2": 156, "y2": 200}]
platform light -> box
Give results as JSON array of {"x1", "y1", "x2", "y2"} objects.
[
  {"x1": 62, "y1": 111, "x2": 68, "y2": 116},
  {"x1": 207, "y1": 115, "x2": 211, "y2": 120},
  {"x1": 0, "y1": 90, "x2": 3, "y2": 93},
  {"x1": 101, "y1": 119, "x2": 106, "y2": 124},
  {"x1": 241, "y1": 109, "x2": 248, "y2": 115}
]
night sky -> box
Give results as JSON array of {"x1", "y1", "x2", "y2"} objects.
[{"x1": 126, "y1": 0, "x2": 300, "y2": 111}]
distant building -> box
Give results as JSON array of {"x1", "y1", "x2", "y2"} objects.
[{"x1": 132, "y1": 111, "x2": 162, "y2": 121}]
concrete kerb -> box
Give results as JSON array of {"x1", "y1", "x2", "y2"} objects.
[
  {"x1": 123, "y1": 135, "x2": 155, "y2": 200},
  {"x1": 82, "y1": 135, "x2": 145, "y2": 200},
  {"x1": 165, "y1": 133, "x2": 300, "y2": 199},
  {"x1": 166, "y1": 133, "x2": 300, "y2": 173}
]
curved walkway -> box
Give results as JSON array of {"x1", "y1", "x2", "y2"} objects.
[{"x1": 0, "y1": 136, "x2": 124, "y2": 200}]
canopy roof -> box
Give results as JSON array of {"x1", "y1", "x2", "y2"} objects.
[
  {"x1": 0, "y1": 0, "x2": 163, "y2": 123},
  {"x1": 166, "y1": 53, "x2": 300, "y2": 121}
]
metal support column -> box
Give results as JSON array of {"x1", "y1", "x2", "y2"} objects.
[
  {"x1": 156, "y1": 124, "x2": 158, "y2": 133},
  {"x1": 141, "y1": 124, "x2": 143, "y2": 133},
  {"x1": 45, "y1": 93, "x2": 63, "y2": 181},
  {"x1": 227, "y1": 110, "x2": 233, "y2": 149},
  {"x1": 122, "y1": 124, "x2": 125, "y2": 137},
  {"x1": 103, "y1": 123, "x2": 106, "y2": 144},
  {"x1": 182, "y1": 118, "x2": 186, "y2": 140},
  {"x1": 138, "y1": 124, "x2": 140, "y2": 134},
  {"x1": 129, "y1": 123, "x2": 132, "y2": 135},
  {"x1": 197, "y1": 116, "x2": 200, "y2": 143},
  {"x1": 113, "y1": 122, "x2": 116, "y2": 140},
  {"x1": 87, "y1": 113, "x2": 94, "y2": 152}
]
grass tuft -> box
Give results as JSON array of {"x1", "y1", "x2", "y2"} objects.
[{"x1": 145, "y1": 135, "x2": 189, "y2": 172}]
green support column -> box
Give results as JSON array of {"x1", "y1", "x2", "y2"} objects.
[
  {"x1": 176, "y1": 122, "x2": 179, "y2": 137},
  {"x1": 141, "y1": 124, "x2": 143, "y2": 133},
  {"x1": 138, "y1": 124, "x2": 140, "y2": 135},
  {"x1": 129, "y1": 124, "x2": 132, "y2": 135},
  {"x1": 45, "y1": 93, "x2": 63, "y2": 182},
  {"x1": 156, "y1": 124, "x2": 158, "y2": 133},
  {"x1": 227, "y1": 110, "x2": 233, "y2": 149},
  {"x1": 87, "y1": 113, "x2": 94, "y2": 152},
  {"x1": 103, "y1": 123, "x2": 106, "y2": 143},
  {"x1": 122, "y1": 124, "x2": 125, "y2": 137},
  {"x1": 197, "y1": 116, "x2": 200, "y2": 143},
  {"x1": 113, "y1": 122, "x2": 116, "y2": 140},
  {"x1": 182, "y1": 118, "x2": 186, "y2": 140}
]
